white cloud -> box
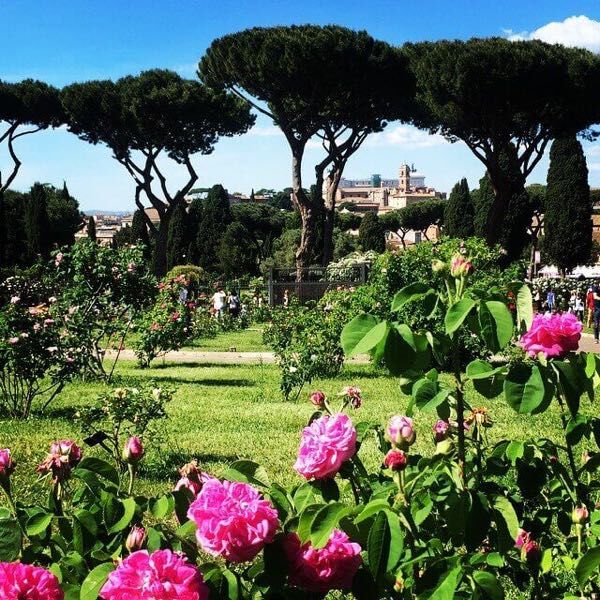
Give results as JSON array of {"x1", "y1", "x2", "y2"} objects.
[
  {"x1": 247, "y1": 125, "x2": 283, "y2": 137},
  {"x1": 506, "y1": 15, "x2": 600, "y2": 52},
  {"x1": 366, "y1": 124, "x2": 448, "y2": 148}
]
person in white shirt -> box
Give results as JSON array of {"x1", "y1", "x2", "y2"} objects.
[{"x1": 212, "y1": 288, "x2": 227, "y2": 320}]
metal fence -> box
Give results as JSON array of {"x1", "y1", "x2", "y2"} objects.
[{"x1": 268, "y1": 264, "x2": 370, "y2": 306}]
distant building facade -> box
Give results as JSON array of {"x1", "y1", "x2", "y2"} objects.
[{"x1": 329, "y1": 163, "x2": 445, "y2": 214}]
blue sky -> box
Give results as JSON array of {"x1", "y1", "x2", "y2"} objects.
[{"x1": 2, "y1": 0, "x2": 600, "y2": 210}]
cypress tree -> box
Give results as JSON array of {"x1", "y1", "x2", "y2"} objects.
[
  {"x1": 87, "y1": 216, "x2": 97, "y2": 241},
  {"x1": 166, "y1": 202, "x2": 189, "y2": 269},
  {"x1": 186, "y1": 198, "x2": 203, "y2": 263},
  {"x1": 472, "y1": 173, "x2": 495, "y2": 238},
  {"x1": 24, "y1": 183, "x2": 51, "y2": 261},
  {"x1": 131, "y1": 209, "x2": 150, "y2": 245},
  {"x1": 358, "y1": 212, "x2": 385, "y2": 252},
  {"x1": 196, "y1": 184, "x2": 232, "y2": 271},
  {"x1": 444, "y1": 178, "x2": 474, "y2": 238},
  {"x1": 544, "y1": 136, "x2": 592, "y2": 273}
]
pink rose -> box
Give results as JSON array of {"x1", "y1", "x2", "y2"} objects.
[
  {"x1": 384, "y1": 449, "x2": 407, "y2": 471},
  {"x1": 187, "y1": 479, "x2": 279, "y2": 563},
  {"x1": 54, "y1": 252, "x2": 63, "y2": 267},
  {"x1": 100, "y1": 549, "x2": 208, "y2": 599},
  {"x1": 8, "y1": 337, "x2": 19, "y2": 345},
  {"x1": 519, "y1": 313, "x2": 581, "y2": 359},
  {"x1": 387, "y1": 415, "x2": 416, "y2": 449},
  {"x1": 37, "y1": 440, "x2": 82, "y2": 483},
  {"x1": 294, "y1": 413, "x2": 357, "y2": 480},
  {"x1": 9, "y1": 296, "x2": 20, "y2": 304},
  {"x1": 283, "y1": 529, "x2": 362, "y2": 593},
  {"x1": 122, "y1": 436, "x2": 144, "y2": 464},
  {"x1": 0, "y1": 562, "x2": 64, "y2": 600}
]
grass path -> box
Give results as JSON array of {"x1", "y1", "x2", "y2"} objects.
[{"x1": 1, "y1": 359, "x2": 595, "y2": 507}]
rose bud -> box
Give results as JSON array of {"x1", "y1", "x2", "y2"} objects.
[
  {"x1": 431, "y1": 259, "x2": 447, "y2": 273},
  {"x1": 432, "y1": 419, "x2": 450, "y2": 442},
  {"x1": 384, "y1": 449, "x2": 407, "y2": 472},
  {"x1": 340, "y1": 386, "x2": 362, "y2": 409},
  {"x1": 522, "y1": 540, "x2": 542, "y2": 567},
  {"x1": 514, "y1": 528, "x2": 531, "y2": 550},
  {"x1": 125, "y1": 525, "x2": 146, "y2": 553},
  {"x1": 572, "y1": 506, "x2": 589, "y2": 525},
  {"x1": 450, "y1": 254, "x2": 473, "y2": 278},
  {"x1": 393, "y1": 573, "x2": 405, "y2": 592},
  {"x1": 122, "y1": 436, "x2": 144, "y2": 465},
  {"x1": 386, "y1": 415, "x2": 416, "y2": 450},
  {"x1": 309, "y1": 391, "x2": 326, "y2": 408},
  {"x1": 0, "y1": 449, "x2": 16, "y2": 483}
]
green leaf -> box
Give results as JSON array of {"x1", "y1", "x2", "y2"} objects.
[
  {"x1": 512, "y1": 282, "x2": 533, "y2": 332},
  {"x1": 150, "y1": 494, "x2": 174, "y2": 520},
  {"x1": 492, "y1": 495, "x2": 519, "y2": 552},
  {"x1": 223, "y1": 460, "x2": 270, "y2": 487},
  {"x1": 341, "y1": 313, "x2": 379, "y2": 356},
  {"x1": 367, "y1": 511, "x2": 402, "y2": 583},
  {"x1": 473, "y1": 571, "x2": 504, "y2": 600},
  {"x1": 479, "y1": 300, "x2": 513, "y2": 352},
  {"x1": 297, "y1": 504, "x2": 322, "y2": 543},
  {"x1": 554, "y1": 361, "x2": 585, "y2": 417},
  {"x1": 391, "y1": 282, "x2": 432, "y2": 311},
  {"x1": 505, "y1": 441, "x2": 525, "y2": 463},
  {"x1": 576, "y1": 545, "x2": 600, "y2": 587},
  {"x1": 222, "y1": 568, "x2": 239, "y2": 600},
  {"x1": 466, "y1": 360, "x2": 505, "y2": 380},
  {"x1": 309, "y1": 502, "x2": 347, "y2": 549},
  {"x1": 445, "y1": 298, "x2": 476, "y2": 335},
  {"x1": 80, "y1": 562, "x2": 115, "y2": 600},
  {"x1": 383, "y1": 325, "x2": 416, "y2": 375},
  {"x1": 354, "y1": 501, "x2": 393, "y2": 524},
  {"x1": 0, "y1": 517, "x2": 22, "y2": 561},
  {"x1": 413, "y1": 377, "x2": 439, "y2": 409},
  {"x1": 430, "y1": 566, "x2": 462, "y2": 599},
  {"x1": 504, "y1": 363, "x2": 546, "y2": 414},
  {"x1": 74, "y1": 457, "x2": 119, "y2": 486},
  {"x1": 26, "y1": 512, "x2": 53, "y2": 537},
  {"x1": 108, "y1": 496, "x2": 137, "y2": 533}
]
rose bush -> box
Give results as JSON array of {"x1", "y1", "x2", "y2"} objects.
[
  {"x1": 48, "y1": 241, "x2": 157, "y2": 380},
  {"x1": 133, "y1": 274, "x2": 207, "y2": 367},
  {"x1": 0, "y1": 252, "x2": 599, "y2": 597}
]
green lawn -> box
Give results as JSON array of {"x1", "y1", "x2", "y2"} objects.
[
  {"x1": 186, "y1": 327, "x2": 267, "y2": 352},
  {"x1": 1, "y1": 359, "x2": 595, "y2": 507}
]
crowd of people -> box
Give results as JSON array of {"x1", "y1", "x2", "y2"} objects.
[{"x1": 535, "y1": 286, "x2": 600, "y2": 343}]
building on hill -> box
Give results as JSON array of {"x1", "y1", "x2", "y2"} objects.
[{"x1": 329, "y1": 163, "x2": 445, "y2": 214}]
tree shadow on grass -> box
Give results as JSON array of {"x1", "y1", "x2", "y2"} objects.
[
  {"x1": 142, "y1": 362, "x2": 260, "y2": 370},
  {"x1": 114, "y1": 375, "x2": 256, "y2": 387},
  {"x1": 140, "y1": 449, "x2": 239, "y2": 482},
  {"x1": 35, "y1": 406, "x2": 80, "y2": 421}
]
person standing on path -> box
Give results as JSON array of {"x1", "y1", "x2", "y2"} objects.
[
  {"x1": 546, "y1": 289, "x2": 555, "y2": 313},
  {"x1": 212, "y1": 287, "x2": 227, "y2": 320},
  {"x1": 587, "y1": 287, "x2": 595, "y2": 328},
  {"x1": 593, "y1": 284, "x2": 600, "y2": 344}
]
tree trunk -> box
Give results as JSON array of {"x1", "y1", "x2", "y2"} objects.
[
  {"x1": 0, "y1": 189, "x2": 5, "y2": 269},
  {"x1": 152, "y1": 209, "x2": 172, "y2": 278},
  {"x1": 291, "y1": 149, "x2": 317, "y2": 281},
  {"x1": 484, "y1": 171, "x2": 511, "y2": 247},
  {"x1": 322, "y1": 165, "x2": 343, "y2": 266}
]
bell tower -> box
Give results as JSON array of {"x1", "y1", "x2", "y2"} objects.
[{"x1": 398, "y1": 164, "x2": 411, "y2": 193}]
